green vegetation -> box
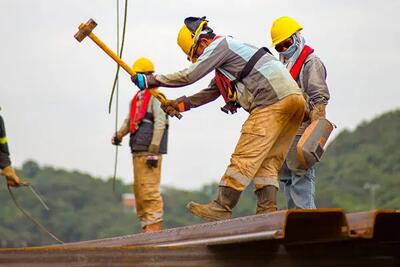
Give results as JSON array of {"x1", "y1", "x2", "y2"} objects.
[{"x1": 0, "y1": 109, "x2": 399, "y2": 247}]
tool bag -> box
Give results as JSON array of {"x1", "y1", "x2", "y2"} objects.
[{"x1": 219, "y1": 47, "x2": 272, "y2": 114}]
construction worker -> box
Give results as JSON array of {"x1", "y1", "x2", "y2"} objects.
[
  {"x1": 131, "y1": 17, "x2": 306, "y2": 221},
  {"x1": 112, "y1": 57, "x2": 169, "y2": 232},
  {"x1": 270, "y1": 16, "x2": 330, "y2": 209},
  {"x1": 0, "y1": 111, "x2": 21, "y2": 187}
]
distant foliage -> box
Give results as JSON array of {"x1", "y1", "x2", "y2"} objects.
[
  {"x1": 316, "y1": 109, "x2": 400, "y2": 210},
  {"x1": 1, "y1": 109, "x2": 399, "y2": 247}
]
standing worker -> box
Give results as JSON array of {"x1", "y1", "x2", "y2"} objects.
[
  {"x1": 270, "y1": 16, "x2": 330, "y2": 209},
  {"x1": 112, "y1": 57, "x2": 169, "y2": 232},
  {"x1": 0, "y1": 110, "x2": 21, "y2": 187},
  {"x1": 131, "y1": 17, "x2": 306, "y2": 221}
]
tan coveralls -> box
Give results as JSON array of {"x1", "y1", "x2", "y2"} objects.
[{"x1": 117, "y1": 95, "x2": 168, "y2": 227}]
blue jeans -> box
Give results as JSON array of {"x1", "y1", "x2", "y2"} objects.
[
  {"x1": 280, "y1": 164, "x2": 316, "y2": 209},
  {"x1": 279, "y1": 134, "x2": 316, "y2": 209}
]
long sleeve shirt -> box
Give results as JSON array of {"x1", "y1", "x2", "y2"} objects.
[
  {"x1": 154, "y1": 36, "x2": 301, "y2": 112},
  {"x1": 299, "y1": 54, "x2": 330, "y2": 107},
  {"x1": 297, "y1": 54, "x2": 330, "y2": 133},
  {"x1": 118, "y1": 95, "x2": 168, "y2": 147}
]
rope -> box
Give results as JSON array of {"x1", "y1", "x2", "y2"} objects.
[
  {"x1": 7, "y1": 186, "x2": 64, "y2": 244},
  {"x1": 110, "y1": 0, "x2": 128, "y2": 192},
  {"x1": 108, "y1": 0, "x2": 128, "y2": 114}
]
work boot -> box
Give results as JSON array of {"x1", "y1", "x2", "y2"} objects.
[
  {"x1": 255, "y1": 185, "x2": 278, "y2": 214},
  {"x1": 143, "y1": 222, "x2": 162, "y2": 233},
  {"x1": 187, "y1": 186, "x2": 241, "y2": 221}
]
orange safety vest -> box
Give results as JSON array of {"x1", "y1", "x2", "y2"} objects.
[{"x1": 129, "y1": 90, "x2": 152, "y2": 133}]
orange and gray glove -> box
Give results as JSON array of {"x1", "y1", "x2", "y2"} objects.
[
  {"x1": 310, "y1": 103, "x2": 326, "y2": 122},
  {"x1": 161, "y1": 96, "x2": 191, "y2": 117},
  {"x1": 111, "y1": 132, "x2": 123, "y2": 146},
  {"x1": 1, "y1": 165, "x2": 21, "y2": 187}
]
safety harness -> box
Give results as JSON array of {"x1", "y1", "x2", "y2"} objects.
[
  {"x1": 129, "y1": 90, "x2": 152, "y2": 133},
  {"x1": 215, "y1": 47, "x2": 272, "y2": 114},
  {"x1": 289, "y1": 45, "x2": 314, "y2": 80}
]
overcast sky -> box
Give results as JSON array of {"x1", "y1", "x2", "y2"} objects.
[{"x1": 1, "y1": 0, "x2": 399, "y2": 189}]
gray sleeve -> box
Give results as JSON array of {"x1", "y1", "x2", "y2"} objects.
[
  {"x1": 150, "y1": 97, "x2": 167, "y2": 146},
  {"x1": 154, "y1": 39, "x2": 229, "y2": 88},
  {"x1": 117, "y1": 108, "x2": 131, "y2": 137},
  {"x1": 302, "y1": 57, "x2": 330, "y2": 106},
  {"x1": 187, "y1": 78, "x2": 221, "y2": 108}
]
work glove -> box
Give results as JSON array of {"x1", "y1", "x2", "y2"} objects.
[
  {"x1": 131, "y1": 74, "x2": 160, "y2": 91},
  {"x1": 146, "y1": 155, "x2": 159, "y2": 169},
  {"x1": 111, "y1": 132, "x2": 123, "y2": 146},
  {"x1": 310, "y1": 104, "x2": 326, "y2": 122},
  {"x1": 161, "y1": 96, "x2": 191, "y2": 117},
  {"x1": 148, "y1": 144, "x2": 160, "y2": 154},
  {"x1": 1, "y1": 166, "x2": 21, "y2": 187}
]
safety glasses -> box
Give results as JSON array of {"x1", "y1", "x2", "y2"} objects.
[{"x1": 275, "y1": 37, "x2": 294, "y2": 52}]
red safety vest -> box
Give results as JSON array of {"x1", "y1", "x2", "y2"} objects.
[
  {"x1": 289, "y1": 45, "x2": 314, "y2": 80},
  {"x1": 215, "y1": 69, "x2": 235, "y2": 103},
  {"x1": 209, "y1": 36, "x2": 240, "y2": 113},
  {"x1": 129, "y1": 90, "x2": 152, "y2": 133}
]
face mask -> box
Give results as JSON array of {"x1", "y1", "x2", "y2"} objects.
[{"x1": 280, "y1": 40, "x2": 298, "y2": 59}]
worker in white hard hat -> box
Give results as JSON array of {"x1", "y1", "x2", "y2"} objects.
[{"x1": 270, "y1": 16, "x2": 330, "y2": 209}]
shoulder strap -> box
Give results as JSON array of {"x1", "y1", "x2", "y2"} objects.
[
  {"x1": 290, "y1": 45, "x2": 314, "y2": 81},
  {"x1": 237, "y1": 47, "x2": 272, "y2": 82}
]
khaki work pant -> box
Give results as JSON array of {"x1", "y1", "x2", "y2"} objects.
[
  {"x1": 132, "y1": 154, "x2": 164, "y2": 227},
  {"x1": 220, "y1": 94, "x2": 306, "y2": 191}
]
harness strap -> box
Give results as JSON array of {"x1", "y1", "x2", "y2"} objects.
[
  {"x1": 289, "y1": 45, "x2": 314, "y2": 80},
  {"x1": 236, "y1": 47, "x2": 272, "y2": 82}
]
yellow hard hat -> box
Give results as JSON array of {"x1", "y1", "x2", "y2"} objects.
[
  {"x1": 132, "y1": 57, "x2": 155, "y2": 73},
  {"x1": 177, "y1": 17, "x2": 208, "y2": 62},
  {"x1": 270, "y1": 16, "x2": 303, "y2": 47}
]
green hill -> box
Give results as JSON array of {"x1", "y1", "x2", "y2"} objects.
[
  {"x1": 316, "y1": 109, "x2": 400, "y2": 210},
  {"x1": 0, "y1": 109, "x2": 399, "y2": 247}
]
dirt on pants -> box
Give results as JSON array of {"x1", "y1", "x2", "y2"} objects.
[
  {"x1": 132, "y1": 154, "x2": 163, "y2": 227},
  {"x1": 221, "y1": 94, "x2": 306, "y2": 191}
]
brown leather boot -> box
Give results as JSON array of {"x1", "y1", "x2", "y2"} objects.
[
  {"x1": 255, "y1": 185, "x2": 278, "y2": 214},
  {"x1": 143, "y1": 222, "x2": 162, "y2": 233},
  {"x1": 187, "y1": 186, "x2": 241, "y2": 221}
]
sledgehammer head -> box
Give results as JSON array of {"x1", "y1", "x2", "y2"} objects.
[{"x1": 74, "y1": 18, "x2": 97, "y2": 42}]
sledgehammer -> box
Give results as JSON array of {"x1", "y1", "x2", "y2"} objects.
[{"x1": 74, "y1": 18, "x2": 182, "y2": 119}]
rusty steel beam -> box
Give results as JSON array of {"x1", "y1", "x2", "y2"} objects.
[
  {"x1": 2, "y1": 210, "x2": 400, "y2": 266},
  {"x1": 1, "y1": 239, "x2": 399, "y2": 267},
  {"x1": 347, "y1": 210, "x2": 400, "y2": 241},
  {"x1": 53, "y1": 208, "x2": 348, "y2": 248}
]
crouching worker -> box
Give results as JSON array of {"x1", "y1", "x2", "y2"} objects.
[
  {"x1": 112, "y1": 58, "x2": 168, "y2": 232},
  {"x1": 0, "y1": 111, "x2": 21, "y2": 187},
  {"x1": 131, "y1": 17, "x2": 306, "y2": 221}
]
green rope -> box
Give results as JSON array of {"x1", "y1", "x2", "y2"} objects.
[
  {"x1": 108, "y1": 0, "x2": 128, "y2": 114},
  {"x1": 111, "y1": 0, "x2": 128, "y2": 192}
]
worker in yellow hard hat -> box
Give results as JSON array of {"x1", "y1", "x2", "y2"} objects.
[
  {"x1": 131, "y1": 16, "x2": 306, "y2": 221},
  {"x1": 270, "y1": 16, "x2": 330, "y2": 209},
  {"x1": 112, "y1": 57, "x2": 169, "y2": 233},
  {"x1": 0, "y1": 110, "x2": 21, "y2": 187}
]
